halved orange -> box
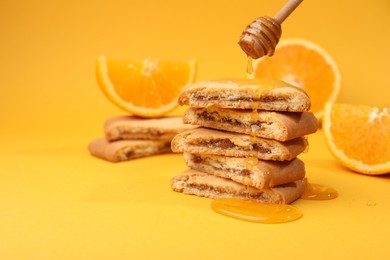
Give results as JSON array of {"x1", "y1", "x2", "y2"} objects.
[
  {"x1": 96, "y1": 55, "x2": 196, "y2": 118},
  {"x1": 323, "y1": 102, "x2": 390, "y2": 175},
  {"x1": 250, "y1": 39, "x2": 341, "y2": 120}
]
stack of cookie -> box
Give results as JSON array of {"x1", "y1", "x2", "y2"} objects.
[
  {"x1": 170, "y1": 78, "x2": 318, "y2": 204},
  {"x1": 88, "y1": 116, "x2": 197, "y2": 162}
]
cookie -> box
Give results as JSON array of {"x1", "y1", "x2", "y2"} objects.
[
  {"x1": 88, "y1": 137, "x2": 172, "y2": 162},
  {"x1": 183, "y1": 152, "x2": 305, "y2": 189},
  {"x1": 183, "y1": 107, "x2": 318, "y2": 141},
  {"x1": 178, "y1": 78, "x2": 311, "y2": 112},
  {"x1": 104, "y1": 115, "x2": 197, "y2": 141},
  {"x1": 171, "y1": 169, "x2": 307, "y2": 204},
  {"x1": 171, "y1": 127, "x2": 308, "y2": 161}
]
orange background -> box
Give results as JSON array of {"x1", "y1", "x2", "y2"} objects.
[{"x1": 1, "y1": 0, "x2": 390, "y2": 259}]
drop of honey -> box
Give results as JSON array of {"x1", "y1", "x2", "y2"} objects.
[
  {"x1": 211, "y1": 198, "x2": 302, "y2": 224},
  {"x1": 250, "y1": 123, "x2": 260, "y2": 133},
  {"x1": 246, "y1": 56, "x2": 253, "y2": 74},
  {"x1": 244, "y1": 156, "x2": 258, "y2": 171},
  {"x1": 301, "y1": 183, "x2": 338, "y2": 200}
]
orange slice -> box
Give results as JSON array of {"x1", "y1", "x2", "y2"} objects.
[
  {"x1": 96, "y1": 55, "x2": 197, "y2": 118},
  {"x1": 250, "y1": 38, "x2": 341, "y2": 120},
  {"x1": 323, "y1": 102, "x2": 390, "y2": 175}
]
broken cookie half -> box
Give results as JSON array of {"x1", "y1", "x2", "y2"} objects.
[
  {"x1": 183, "y1": 153, "x2": 305, "y2": 189},
  {"x1": 171, "y1": 127, "x2": 308, "y2": 161},
  {"x1": 178, "y1": 78, "x2": 311, "y2": 112},
  {"x1": 184, "y1": 107, "x2": 318, "y2": 141},
  {"x1": 88, "y1": 138, "x2": 172, "y2": 162},
  {"x1": 88, "y1": 115, "x2": 197, "y2": 162},
  {"x1": 171, "y1": 169, "x2": 307, "y2": 204},
  {"x1": 104, "y1": 115, "x2": 197, "y2": 141}
]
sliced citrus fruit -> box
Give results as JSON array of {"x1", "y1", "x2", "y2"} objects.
[
  {"x1": 249, "y1": 38, "x2": 341, "y2": 120},
  {"x1": 96, "y1": 55, "x2": 196, "y2": 118},
  {"x1": 323, "y1": 102, "x2": 390, "y2": 175}
]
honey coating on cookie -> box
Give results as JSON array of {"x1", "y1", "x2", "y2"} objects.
[
  {"x1": 211, "y1": 198, "x2": 302, "y2": 224},
  {"x1": 253, "y1": 80, "x2": 281, "y2": 100}
]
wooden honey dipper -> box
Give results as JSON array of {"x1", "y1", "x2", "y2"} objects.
[{"x1": 238, "y1": 0, "x2": 303, "y2": 59}]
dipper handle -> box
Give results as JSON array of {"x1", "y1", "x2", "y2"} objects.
[{"x1": 274, "y1": 0, "x2": 304, "y2": 24}]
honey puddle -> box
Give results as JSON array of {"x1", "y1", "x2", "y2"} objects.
[
  {"x1": 211, "y1": 198, "x2": 302, "y2": 224},
  {"x1": 301, "y1": 183, "x2": 338, "y2": 200},
  {"x1": 211, "y1": 183, "x2": 338, "y2": 223}
]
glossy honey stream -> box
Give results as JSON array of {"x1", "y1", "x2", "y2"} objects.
[
  {"x1": 246, "y1": 56, "x2": 254, "y2": 74},
  {"x1": 211, "y1": 183, "x2": 338, "y2": 223},
  {"x1": 244, "y1": 108, "x2": 260, "y2": 172}
]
